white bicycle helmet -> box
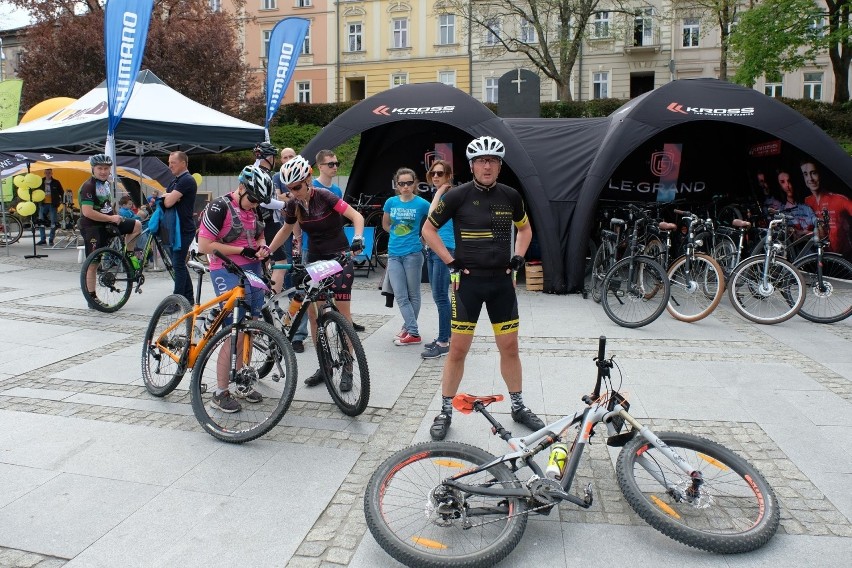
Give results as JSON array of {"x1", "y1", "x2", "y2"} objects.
[
  {"x1": 238, "y1": 165, "x2": 273, "y2": 204},
  {"x1": 279, "y1": 155, "x2": 312, "y2": 186},
  {"x1": 89, "y1": 153, "x2": 113, "y2": 167},
  {"x1": 466, "y1": 136, "x2": 505, "y2": 161}
]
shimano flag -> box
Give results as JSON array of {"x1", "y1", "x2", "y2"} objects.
[
  {"x1": 105, "y1": 0, "x2": 154, "y2": 135},
  {"x1": 265, "y1": 18, "x2": 309, "y2": 129}
]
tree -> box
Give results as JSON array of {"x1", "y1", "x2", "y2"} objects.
[
  {"x1": 451, "y1": 1, "x2": 623, "y2": 101},
  {"x1": 670, "y1": 0, "x2": 740, "y2": 80},
  {"x1": 9, "y1": 0, "x2": 257, "y2": 118},
  {"x1": 729, "y1": 0, "x2": 852, "y2": 102}
]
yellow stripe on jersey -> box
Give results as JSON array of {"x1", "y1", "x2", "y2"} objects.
[
  {"x1": 492, "y1": 319, "x2": 520, "y2": 335},
  {"x1": 459, "y1": 230, "x2": 493, "y2": 239}
]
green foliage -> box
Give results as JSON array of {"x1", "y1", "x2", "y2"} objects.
[
  {"x1": 729, "y1": 0, "x2": 828, "y2": 87},
  {"x1": 276, "y1": 102, "x2": 358, "y2": 126},
  {"x1": 540, "y1": 99, "x2": 628, "y2": 118}
]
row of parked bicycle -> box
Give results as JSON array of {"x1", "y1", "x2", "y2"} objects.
[{"x1": 586, "y1": 201, "x2": 852, "y2": 328}]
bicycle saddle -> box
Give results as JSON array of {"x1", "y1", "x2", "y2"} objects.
[{"x1": 453, "y1": 393, "x2": 504, "y2": 414}]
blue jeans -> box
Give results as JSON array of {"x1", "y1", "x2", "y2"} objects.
[
  {"x1": 427, "y1": 248, "x2": 453, "y2": 343},
  {"x1": 388, "y1": 251, "x2": 425, "y2": 336},
  {"x1": 171, "y1": 231, "x2": 195, "y2": 305},
  {"x1": 38, "y1": 204, "x2": 57, "y2": 242}
]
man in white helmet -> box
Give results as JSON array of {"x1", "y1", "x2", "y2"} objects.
[{"x1": 421, "y1": 135, "x2": 543, "y2": 440}]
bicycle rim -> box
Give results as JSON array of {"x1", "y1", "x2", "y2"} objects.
[
  {"x1": 727, "y1": 256, "x2": 804, "y2": 324},
  {"x1": 0, "y1": 217, "x2": 23, "y2": 245},
  {"x1": 374, "y1": 229, "x2": 389, "y2": 268},
  {"x1": 601, "y1": 257, "x2": 669, "y2": 328},
  {"x1": 711, "y1": 236, "x2": 737, "y2": 280},
  {"x1": 142, "y1": 295, "x2": 193, "y2": 397},
  {"x1": 364, "y1": 442, "x2": 527, "y2": 568},
  {"x1": 190, "y1": 320, "x2": 297, "y2": 443},
  {"x1": 318, "y1": 311, "x2": 370, "y2": 416},
  {"x1": 157, "y1": 239, "x2": 176, "y2": 280},
  {"x1": 666, "y1": 254, "x2": 724, "y2": 322},
  {"x1": 617, "y1": 431, "x2": 779, "y2": 553},
  {"x1": 794, "y1": 253, "x2": 852, "y2": 323},
  {"x1": 591, "y1": 240, "x2": 615, "y2": 303},
  {"x1": 80, "y1": 247, "x2": 133, "y2": 312}
]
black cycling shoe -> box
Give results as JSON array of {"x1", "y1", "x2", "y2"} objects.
[
  {"x1": 353, "y1": 322, "x2": 365, "y2": 332},
  {"x1": 430, "y1": 413, "x2": 452, "y2": 440},
  {"x1": 304, "y1": 369, "x2": 324, "y2": 387},
  {"x1": 511, "y1": 406, "x2": 545, "y2": 431}
]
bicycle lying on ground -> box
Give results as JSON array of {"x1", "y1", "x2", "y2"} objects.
[
  {"x1": 364, "y1": 335, "x2": 780, "y2": 567},
  {"x1": 142, "y1": 251, "x2": 297, "y2": 443},
  {"x1": 263, "y1": 254, "x2": 370, "y2": 416},
  {"x1": 80, "y1": 226, "x2": 175, "y2": 312}
]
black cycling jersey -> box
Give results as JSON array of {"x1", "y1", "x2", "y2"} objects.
[{"x1": 427, "y1": 180, "x2": 528, "y2": 271}]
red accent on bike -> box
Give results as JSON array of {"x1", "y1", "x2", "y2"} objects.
[{"x1": 453, "y1": 393, "x2": 504, "y2": 414}]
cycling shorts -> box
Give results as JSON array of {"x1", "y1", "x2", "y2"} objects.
[
  {"x1": 210, "y1": 261, "x2": 265, "y2": 321},
  {"x1": 450, "y1": 272, "x2": 519, "y2": 336},
  {"x1": 82, "y1": 218, "x2": 137, "y2": 255}
]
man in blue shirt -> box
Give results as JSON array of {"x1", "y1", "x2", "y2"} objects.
[{"x1": 163, "y1": 151, "x2": 197, "y2": 306}]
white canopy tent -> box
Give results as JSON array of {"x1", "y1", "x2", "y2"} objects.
[{"x1": 0, "y1": 70, "x2": 265, "y2": 155}]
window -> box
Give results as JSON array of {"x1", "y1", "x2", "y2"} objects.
[
  {"x1": 296, "y1": 0, "x2": 312, "y2": 6},
  {"x1": 484, "y1": 18, "x2": 501, "y2": 46},
  {"x1": 520, "y1": 19, "x2": 536, "y2": 43},
  {"x1": 764, "y1": 83, "x2": 783, "y2": 98},
  {"x1": 593, "y1": 71, "x2": 609, "y2": 99},
  {"x1": 302, "y1": 23, "x2": 311, "y2": 54},
  {"x1": 262, "y1": 0, "x2": 276, "y2": 10},
  {"x1": 803, "y1": 72, "x2": 823, "y2": 100},
  {"x1": 592, "y1": 12, "x2": 611, "y2": 38},
  {"x1": 485, "y1": 77, "x2": 498, "y2": 103},
  {"x1": 439, "y1": 70, "x2": 456, "y2": 87},
  {"x1": 634, "y1": 8, "x2": 653, "y2": 46},
  {"x1": 347, "y1": 23, "x2": 363, "y2": 52},
  {"x1": 439, "y1": 14, "x2": 456, "y2": 45},
  {"x1": 297, "y1": 81, "x2": 311, "y2": 103},
  {"x1": 209, "y1": 0, "x2": 221, "y2": 11},
  {"x1": 392, "y1": 73, "x2": 408, "y2": 88},
  {"x1": 392, "y1": 18, "x2": 409, "y2": 48},
  {"x1": 682, "y1": 18, "x2": 699, "y2": 47},
  {"x1": 262, "y1": 29, "x2": 271, "y2": 58}
]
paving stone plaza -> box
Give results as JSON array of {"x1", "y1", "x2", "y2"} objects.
[{"x1": 1, "y1": 241, "x2": 851, "y2": 568}]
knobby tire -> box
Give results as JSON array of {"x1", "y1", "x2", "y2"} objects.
[
  {"x1": 142, "y1": 294, "x2": 193, "y2": 397},
  {"x1": 80, "y1": 247, "x2": 133, "y2": 312}
]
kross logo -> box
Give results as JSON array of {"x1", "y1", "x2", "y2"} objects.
[
  {"x1": 666, "y1": 101, "x2": 755, "y2": 117},
  {"x1": 372, "y1": 105, "x2": 456, "y2": 116}
]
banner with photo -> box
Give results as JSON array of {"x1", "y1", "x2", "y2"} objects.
[{"x1": 265, "y1": 17, "x2": 310, "y2": 131}]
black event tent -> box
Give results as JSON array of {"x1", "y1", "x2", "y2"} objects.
[{"x1": 301, "y1": 79, "x2": 852, "y2": 293}]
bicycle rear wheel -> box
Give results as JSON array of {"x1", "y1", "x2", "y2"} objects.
[
  {"x1": 711, "y1": 235, "x2": 738, "y2": 279},
  {"x1": 142, "y1": 295, "x2": 193, "y2": 397},
  {"x1": 0, "y1": 215, "x2": 23, "y2": 245},
  {"x1": 190, "y1": 320, "x2": 297, "y2": 443},
  {"x1": 727, "y1": 256, "x2": 804, "y2": 324},
  {"x1": 317, "y1": 310, "x2": 369, "y2": 416},
  {"x1": 590, "y1": 240, "x2": 615, "y2": 303},
  {"x1": 374, "y1": 228, "x2": 389, "y2": 268},
  {"x1": 601, "y1": 256, "x2": 670, "y2": 328},
  {"x1": 793, "y1": 252, "x2": 852, "y2": 323},
  {"x1": 666, "y1": 253, "x2": 724, "y2": 322},
  {"x1": 364, "y1": 441, "x2": 527, "y2": 568},
  {"x1": 80, "y1": 247, "x2": 133, "y2": 312},
  {"x1": 617, "y1": 431, "x2": 779, "y2": 553}
]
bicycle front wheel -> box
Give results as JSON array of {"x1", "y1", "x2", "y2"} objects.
[
  {"x1": 155, "y1": 237, "x2": 176, "y2": 280},
  {"x1": 190, "y1": 320, "x2": 297, "y2": 443},
  {"x1": 666, "y1": 253, "x2": 724, "y2": 322},
  {"x1": 364, "y1": 441, "x2": 527, "y2": 568},
  {"x1": 317, "y1": 310, "x2": 369, "y2": 416},
  {"x1": 601, "y1": 256, "x2": 670, "y2": 328},
  {"x1": 0, "y1": 215, "x2": 23, "y2": 245},
  {"x1": 617, "y1": 431, "x2": 780, "y2": 554},
  {"x1": 711, "y1": 235, "x2": 738, "y2": 279},
  {"x1": 80, "y1": 247, "x2": 133, "y2": 312},
  {"x1": 727, "y1": 256, "x2": 805, "y2": 324},
  {"x1": 590, "y1": 240, "x2": 615, "y2": 303},
  {"x1": 142, "y1": 295, "x2": 193, "y2": 397},
  {"x1": 793, "y1": 252, "x2": 852, "y2": 323},
  {"x1": 374, "y1": 228, "x2": 389, "y2": 268}
]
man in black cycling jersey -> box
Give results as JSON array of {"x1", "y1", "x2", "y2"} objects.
[{"x1": 421, "y1": 135, "x2": 544, "y2": 440}]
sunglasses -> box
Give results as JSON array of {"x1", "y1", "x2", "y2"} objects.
[
  {"x1": 288, "y1": 180, "x2": 308, "y2": 193},
  {"x1": 397, "y1": 180, "x2": 415, "y2": 187},
  {"x1": 322, "y1": 161, "x2": 340, "y2": 168},
  {"x1": 429, "y1": 170, "x2": 446, "y2": 177}
]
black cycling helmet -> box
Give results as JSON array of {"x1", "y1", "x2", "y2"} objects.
[
  {"x1": 89, "y1": 153, "x2": 113, "y2": 167},
  {"x1": 253, "y1": 142, "x2": 278, "y2": 159},
  {"x1": 238, "y1": 165, "x2": 273, "y2": 204}
]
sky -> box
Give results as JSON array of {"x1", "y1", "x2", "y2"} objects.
[{"x1": 0, "y1": 2, "x2": 31, "y2": 31}]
